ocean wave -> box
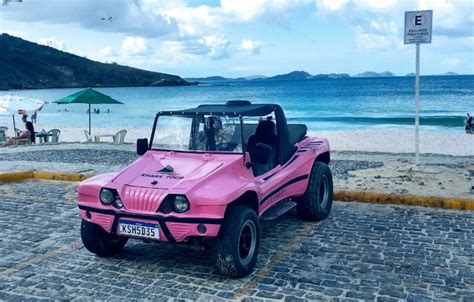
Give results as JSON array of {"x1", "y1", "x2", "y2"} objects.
[{"x1": 286, "y1": 115, "x2": 466, "y2": 127}]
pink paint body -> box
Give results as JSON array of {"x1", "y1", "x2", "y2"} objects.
[{"x1": 77, "y1": 137, "x2": 329, "y2": 243}]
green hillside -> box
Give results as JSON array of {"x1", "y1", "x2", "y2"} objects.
[{"x1": 0, "y1": 34, "x2": 192, "y2": 90}]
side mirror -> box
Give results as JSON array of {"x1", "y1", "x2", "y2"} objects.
[
  {"x1": 253, "y1": 143, "x2": 271, "y2": 164},
  {"x1": 137, "y1": 138, "x2": 149, "y2": 156}
]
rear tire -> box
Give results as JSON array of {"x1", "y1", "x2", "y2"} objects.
[
  {"x1": 81, "y1": 219, "x2": 128, "y2": 257},
  {"x1": 213, "y1": 206, "x2": 259, "y2": 278},
  {"x1": 296, "y1": 161, "x2": 333, "y2": 221}
]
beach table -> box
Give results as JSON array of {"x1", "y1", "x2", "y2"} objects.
[
  {"x1": 94, "y1": 134, "x2": 115, "y2": 143},
  {"x1": 35, "y1": 131, "x2": 52, "y2": 144}
]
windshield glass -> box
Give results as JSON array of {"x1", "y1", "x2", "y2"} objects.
[{"x1": 151, "y1": 115, "x2": 243, "y2": 153}]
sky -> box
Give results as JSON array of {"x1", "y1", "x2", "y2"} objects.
[{"x1": 0, "y1": 0, "x2": 473, "y2": 78}]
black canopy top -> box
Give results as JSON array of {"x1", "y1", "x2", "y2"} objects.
[{"x1": 157, "y1": 100, "x2": 278, "y2": 117}]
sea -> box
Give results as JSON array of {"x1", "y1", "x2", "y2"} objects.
[{"x1": 1, "y1": 75, "x2": 473, "y2": 132}]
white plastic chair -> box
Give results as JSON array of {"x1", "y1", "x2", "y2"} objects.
[
  {"x1": 0, "y1": 127, "x2": 7, "y2": 144},
  {"x1": 83, "y1": 130, "x2": 92, "y2": 143},
  {"x1": 113, "y1": 129, "x2": 127, "y2": 144},
  {"x1": 47, "y1": 129, "x2": 61, "y2": 143}
]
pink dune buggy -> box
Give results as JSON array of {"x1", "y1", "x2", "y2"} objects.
[{"x1": 78, "y1": 100, "x2": 333, "y2": 277}]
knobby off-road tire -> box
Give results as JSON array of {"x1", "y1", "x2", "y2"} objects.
[
  {"x1": 213, "y1": 206, "x2": 260, "y2": 278},
  {"x1": 296, "y1": 161, "x2": 333, "y2": 221},
  {"x1": 81, "y1": 219, "x2": 128, "y2": 257}
]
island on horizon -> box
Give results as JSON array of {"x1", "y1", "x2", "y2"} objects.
[{"x1": 185, "y1": 70, "x2": 467, "y2": 83}]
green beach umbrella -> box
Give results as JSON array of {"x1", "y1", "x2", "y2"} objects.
[{"x1": 53, "y1": 88, "x2": 124, "y2": 137}]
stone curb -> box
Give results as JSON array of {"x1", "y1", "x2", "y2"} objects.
[
  {"x1": 0, "y1": 171, "x2": 472, "y2": 211},
  {"x1": 0, "y1": 171, "x2": 91, "y2": 182},
  {"x1": 0, "y1": 171, "x2": 35, "y2": 182},
  {"x1": 334, "y1": 191, "x2": 474, "y2": 211}
]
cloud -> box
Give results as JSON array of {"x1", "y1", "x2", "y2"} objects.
[
  {"x1": 419, "y1": 0, "x2": 474, "y2": 38},
  {"x1": 317, "y1": 0, "x2": 474, "y2": 39},
  {"x1": 441, "y1": 57, "x2": 460, "y2": 68},
  {"x1": 220, "y1": 0, "x2": 310, "y2": 21},
  {"x1": 37, "y1": 37, "x2": 66, "y2": 51},
  {"x1": 356, "y1": 0, "x2": 399, "y2": 12},
  {"x1": 355, "y1": 28, "x2": 402, "y2": 51},
  {"x1": 317, "y1": 0, "x2": 399, "y2": 13},
  {"x1": 100, "y1": 46, "x2": 117, "y2": 57},
  {"x1": 121, "y1": 37, "x2": 150, "y2": 56},
  {"x1": 316, "y1": 0, "x2": 473, "y2": 54},
  {"x1": 317, "y1": 0, "x2": 350, "y2": 12},
  {"x1": 240, "y1": 39, "x2": 261, "y2": 54},
  {"x1": 163, "y1": 35, "x2": 230, "y2": 60},
  {"x1": 141, "y1": 0, "x2": 222, "y2": 37},
  {"x1": 1, "y1": 0, "x2": 179, "y2": 38}
]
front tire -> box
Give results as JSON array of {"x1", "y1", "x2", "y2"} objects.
[
  {"x1": 81, "y1": 219, "x2": 128, "y2": 257},
  {"x1": 296, "y1": 161, "x2": 333, "y2": 221},
  {"x1": 213, "y1": 206, "x2": 259, "y2": 278}
]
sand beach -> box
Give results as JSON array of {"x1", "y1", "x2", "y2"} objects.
[{"x1": 21, "y1": 124, "x2": 474, "y2": 156}]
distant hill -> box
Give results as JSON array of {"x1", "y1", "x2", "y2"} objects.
[
  {"x1": 265, "y1": 71, "x2": 350, "y2": 81},
  {"x1": 245, "y1": 75, "x2": 267, "y2": 80},
  {"x1": 405, "y1": 72, "x2": 464, "y2": 77},
  {"x1": 0, "y1": 34, "x2": 192, "y2": 90},
  {"x1": 185, "y1": 75, "x2": 268, "y2": 82},
  {"x1": 313, "y1": 73, "x2": 350, "y2": 79},
  {"x1": 354, "y1": 71, "x2": 395, "y2": 77},
  {"x1": 188, "y1": 69, "x2": 464, "y2": 83},
  {"x1": 265, "y1": 71, "x2": 313, "y2": 81},
  {"x1": 187, "y1": 71, "x2": 351, "y2": 82},
  {"x1": 185, "y1": 76, "x2": 233, "y2": 82}
]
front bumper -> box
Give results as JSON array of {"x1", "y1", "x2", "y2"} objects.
[{"x1": 78, "y1": 204, "x2": 223, "y2": 243}]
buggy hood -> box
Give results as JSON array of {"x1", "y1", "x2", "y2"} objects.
[{"x1": 111, "y1": 151, "x2": 242, "y2": 190}]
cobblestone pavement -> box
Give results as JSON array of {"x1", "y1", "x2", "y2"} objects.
[{"x1": 0, "y1": 180, "x2": 473, "y2": 301}]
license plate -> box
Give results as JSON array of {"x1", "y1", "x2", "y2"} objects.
[{"x1": 118, "y1": 220, "x2": 160, "y2": 239}]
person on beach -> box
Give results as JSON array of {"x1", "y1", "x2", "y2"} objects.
[
  {"x1": 466, "y1": 113, "x2": 472, "y2": 133},
  {"x1": 31, "y1": 111, "x2": 37, "y2": 124},
  {"x1": 2, "y1": 121, "x2": 35, "y2": 146}
]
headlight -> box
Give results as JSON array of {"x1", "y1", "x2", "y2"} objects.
[
  {"x1": 100, "y1": 188, "x2": 115, "y2": 204},
  {"x1": 114, "y1": 197, "x2": 123, "y2": 209},
  {"x1": 158, "y1": 195, "x2": 190, "y2": 214},
  {"x1": 173, "y1": 195, "x2": 190, "y2": 213}
]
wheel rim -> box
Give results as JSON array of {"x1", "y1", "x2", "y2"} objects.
[
  {"x1": 238, "y1": 220, "x2": 257, "y2": 266},
  {"x1": 319, "y1": 174, "x2": 329, "y2": 209}
]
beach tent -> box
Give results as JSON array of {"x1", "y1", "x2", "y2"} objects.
[
  {"x1": 53, "y1": 88, "x2": 124, "y2": 137},
  {"x1": 0, "y1": 94, "x2": 46, "y2": 136}
]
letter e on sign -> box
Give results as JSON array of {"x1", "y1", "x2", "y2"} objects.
[
  {"x1": 415, "y1": 15, "x2": 423, "y2": 26},
  {"x1": 404, "y1": 10, "x2": 432, "y2": 44}
]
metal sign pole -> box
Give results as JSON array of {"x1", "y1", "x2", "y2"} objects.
[
  {"x1": 405, "y1": 10, "x2": 432, "y2": 165},
  {"x1": 415, "y1": 43, "x2": 420, "y2": 165}
]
